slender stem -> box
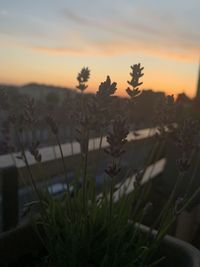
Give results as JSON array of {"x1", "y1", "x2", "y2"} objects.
[
  {"x1": 155, "y1": 147, "x2": 197, "y2": 232},
  {"x1": 22, "y1": 149, "x2": 40, "y2": 197},
  {"x1": 70, "y1": 141, "x2": 74, "y2": 156},
  {"x1": 93, "y1": 131, "x2": 104, "y2": 178},
  {"x1": 98, "y1": 133, "x2": 103, "y2": 152},
  {"x1": 70, "y1": 126, "x2": 74, "y2": 156},
  {"x1": 154, "y1": 183, "x2": 200, "y2": 245},
  {"x1": 178, "y1": 185, "x2": 200, "y2": 214},
  {"x1": 55, "y1": 134, "x2": 72, "y2": 210},
  {"x1": 152, "y1": 172, "x2": 184, "y2": 231},
  {"x1": 16, "y1": 131, "x2": 39, "y2": 197},
  {"x1": 109, "y1": 176, "x2": 114, "y2": 222},
  {"x1": 15, "y1": 130, "x2": 48, "y2": 221},
  {"x1": 93, "y1": 135, "x2": 95, "y2": 150},
  {"x1": 82, "y1": 130, "x2": 89, "y2": 214},
  {"x1": 132, "y1": 140, "x2": 163, "y2": 217},
  {"x1": 10, "y1": 152, "x2": 17, "y2": 166},
  {"x1": 142, "y1": 140, "x2": 165, "y2": 196},
  {"x1": 52, "y1": 145, "x2": 57, "y2": 159},
  {"x1": 184, "y1": 149, "x2": 200, "y2": 197}
]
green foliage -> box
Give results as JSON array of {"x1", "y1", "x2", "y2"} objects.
[
  {"x1": 34, "y1": 65, "x2": 164, "y2": 267},
  {"x1": 2, "y1": 64, "x2": 200, "y2": 266},
  {"x1": 37, "y1": 183, "x2": 160, "y2": 267}
]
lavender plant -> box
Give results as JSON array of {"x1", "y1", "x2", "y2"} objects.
[
  {"x1": 31, "y1": 65, "x2": 180, "y2": 267},
  {"x1": 1, "y1": 64, "x2": 200, "y2": 267}
]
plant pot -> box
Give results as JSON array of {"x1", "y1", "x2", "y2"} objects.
[
  {"x1": 0, "y1": 223, "x2": 200, "y2": 267},
  {"x1": 138, "y1": 224, "x2": 200, "y2": 267},
  {"x1": 0, "y1": 223, "x2": 45, "y2": 267}
]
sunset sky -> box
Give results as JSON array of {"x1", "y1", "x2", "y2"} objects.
[{"x1": 0, "y1": 0, "x2": 199, "y2": 97}]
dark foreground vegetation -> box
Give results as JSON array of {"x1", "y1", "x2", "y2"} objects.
[{"x1": 0, "y1": 64, "x2": 200, "y2": 266}]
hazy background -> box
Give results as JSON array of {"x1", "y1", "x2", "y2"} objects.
[{"x1": 0, "y1": 0, "x2": 199, "y2": 97}]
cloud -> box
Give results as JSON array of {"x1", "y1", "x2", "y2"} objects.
[
  {"x1": 63, "y1": 9, "x2": 134, "y2": 40},
  {"x1": 31, "y1": 45, "x2": 84, "y2": 55},
  {"x1": 61, "y1": 8, "x2": 200, "y2": 62},
  {"x1": 30, "y1": 39, "x2": 198, "y2": 62},
  {"x1": 2, "y1": 4, "x2": 198, "y2": 63},
  {"x1": 0, "y1": 12, "x2": 47, "y2": 40}
]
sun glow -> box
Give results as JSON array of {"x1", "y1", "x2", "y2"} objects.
[{"x1": 0, "y1": 0, "x2": 199, "y2": 98}]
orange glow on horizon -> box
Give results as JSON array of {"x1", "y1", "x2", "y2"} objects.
[
  {"x1": 0, "y1": 0, "x2": 199, "y2": 101},
  {"x1": 0, "y1": 72, "x2": 196, "y2": 99},
  {"x1": 0, "y1": 42, "x2": 198, "y2": 99}
]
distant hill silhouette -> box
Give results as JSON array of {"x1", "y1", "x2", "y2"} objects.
[
  {"x1": 0, "y1": 83, "x2": 76, "y2": 102},
  {"x1": 0, "y1": 82, "x2": 193, "y2": 109}
]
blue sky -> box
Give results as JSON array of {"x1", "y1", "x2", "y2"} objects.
[{"x1": 0, "y1": 0, "x2": 199, "y2": 96}]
